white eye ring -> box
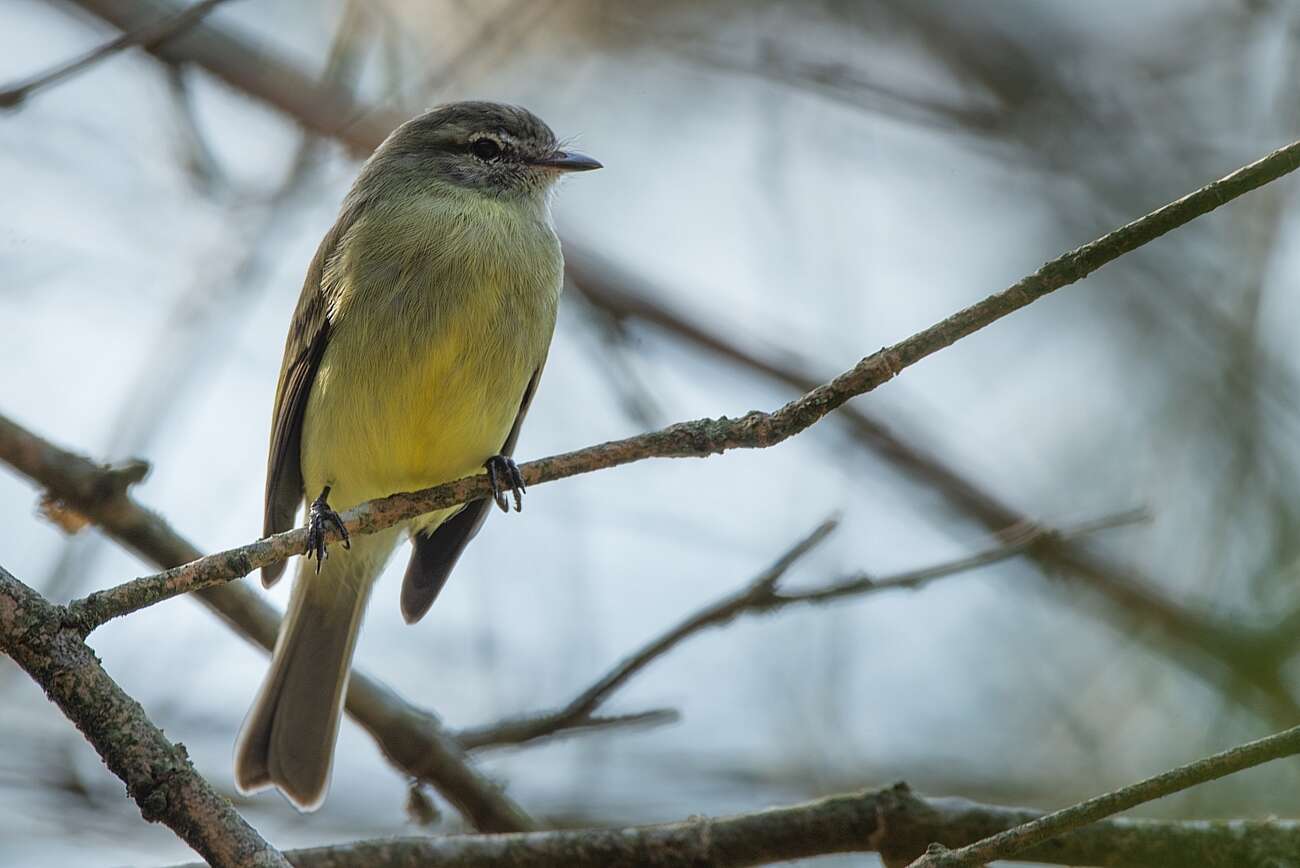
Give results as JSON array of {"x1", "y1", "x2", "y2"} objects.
[{"x1": 469, "y1": 136, "x2": 503, "y2": 160}]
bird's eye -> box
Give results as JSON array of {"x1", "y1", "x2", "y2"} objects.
[{"x1": 470, "y1": 138, "x2": 501, "y2": 160}]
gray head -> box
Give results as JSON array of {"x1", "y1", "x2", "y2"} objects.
[{"x1": 367, "y1": 101, "x2": 600, "y2": 200}]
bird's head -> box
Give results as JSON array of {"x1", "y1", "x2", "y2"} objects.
[{"x1": 370, "y1": 101, "x2": 601, "y2": 201}]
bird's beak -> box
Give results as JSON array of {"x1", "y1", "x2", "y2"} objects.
[{"x1": 531, "y1": 150, "x2": 602, "y2": 172}]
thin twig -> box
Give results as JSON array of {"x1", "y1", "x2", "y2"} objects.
[
  {"x1": 908, "y1": 721, "x2": 1300, "y2": 867},
  {"x1": 774, "y1": 509, "x2": 1148, "y2": 606},
  {"x1": 0, "y1": 565, "x2": 287, "y2": 867},
  {"x1": 456, "y1": 709, "x2": 680, "y2": 753},
  {"x1": 462, "y1": 511, "x2": 1144, "y2": 750},
  {"x1": 454, "y1": 519, "x2": 837, "y2": 749},
  {"x1": 556, "y1": 516, "x2": 839, "y2": 709},
  {"x1": 56, "y1": 135, "x2": 1300, "y2": 631},
  {"x1": 166, "y1": 781, "x2": 1300, "y2": 868},
  {"x1": 0, "y1": 0, "x2": 237, "y2": 109}
]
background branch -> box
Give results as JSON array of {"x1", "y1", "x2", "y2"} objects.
[
  {"x1": 169, "y1": 781, "x2": 1300, "y2": 868},
  {"x1": 0, "y1": 565, "x2": 286, "y2": 867},
  {"x1": 910, "y1": 720, "x2": 1300, "y2": 867},
  {"x1": 463, "y1": 511, "x2": 1144, "y2": 750},
  {"x1": 60, "y1": 0, "x2": 401, "y2": 153},
  {"x1": 0, "y1": 0, "x2": 235, "y2": 108},
  {"x1": 455, "y1": 708, "x2": 680, "y2": 754}
]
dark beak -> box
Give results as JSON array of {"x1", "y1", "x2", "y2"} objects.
[{"x1": 532, "y1": 150, "x2": 602, "y2": 172}]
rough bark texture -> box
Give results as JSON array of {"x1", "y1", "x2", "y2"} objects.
[
  {"x1": 0, "y1": 413, "x2": 534, "y2": 833},
  {"x1": 164, "y1": 783, "x2": 1300, "y2": 868},
  {"x1": 0, "y1": 566, "x2": 287, "y2": 867},
  {"x1": 910, "y1": 721, "x2": 1300, "y2": 866}
]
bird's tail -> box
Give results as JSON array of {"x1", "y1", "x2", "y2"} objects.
[{"x1": 234, "y1": 537, "x2": 385, "y2": 811}]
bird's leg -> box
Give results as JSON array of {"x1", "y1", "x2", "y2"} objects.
[
  {"x1": 305, "y1": 485, "x2": 350, "y2": 572},
  {"x1": 484, "y1": 455, "x2": 526, "y2": 513}
]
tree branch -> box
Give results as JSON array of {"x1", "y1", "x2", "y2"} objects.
[
  {"x1": 908, "y1": 721, "x2": 1300, "y2": 867},
  {"x1": 1, "y1": 0, "x2": 236, "y2": 108},
  {"x1": 0, "y1": 565, "x2": 287, "y2": 867},
  {"x1": 61, "y1": 0, "x2": 401, "y2": 154},
  {"x1": 0, "y1": 412, "x2": 535, "y2": 833},
  {"x1": 457, "y1": 510, "x2": 1143, "y2": 751},
  {"x1": 455, "y1": 709, "x2": 681, "y2": 754},
  {"x1": 167, "y1": 781, "x2": 1300, "y2": 868},
  {"x1": 47, "y1": 134, "x2": 1300, "y2": 630}
]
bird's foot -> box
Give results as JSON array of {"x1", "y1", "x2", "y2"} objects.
[
  {"x1": 305, "y1": 485, "x2": 350, "y2": 572},
  {"x1": 484, "y1": 455, "x2": 526, "y2": 513}
]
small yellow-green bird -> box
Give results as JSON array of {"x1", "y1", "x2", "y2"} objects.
[{"x1": 234, "y1": 102, "x2": 600, "y2": 810}]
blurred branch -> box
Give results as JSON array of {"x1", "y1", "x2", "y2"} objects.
[
  {"x1": 456, "y1": 708, "x2": 680, "y2": 754},
  {"x1": 909, "y1": 721, "x2": 1300, "y2": 867},
  {"x1": 669, "y1": 36, "x2": 999, "y2": 136},
  {"x1": 0, "y1": 0, "x2": 235, "y2": 108},
  {"x1": 565, "y1": 245, "x2": 1300, "y2": 725},
  {"x1": 357, "y1": 0, "x2": 547, "y2": 121},
  {"x1": 62, "y1": 0, "x2": 402, "y2": 154},
  {"x1": 456, "y1": 518, "x2": 838, "y2": 750},
  {"x1": 47, "y1": 135, "x2": 1300, "y2": 632},
  {"x1": 567, "y1": 287, "x2": 665, "y2": 428},
  {"x1": 168, "y1": 781, "x2": 1300, "y2": 868},
  {"x1": 453, "y1": 511, "x2": 1144, "y2": 753},
  {"x1": 0, "y1": 565, "x2": 287, "y2": 868},
  {"x1": 0, "y1": 412, "x2": 534, "y2": 833},
  {"x1": 163, "y1": 65, "x2": 223, "y2": 191}
]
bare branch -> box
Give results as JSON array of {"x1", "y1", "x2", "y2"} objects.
[
  {"x1": 909, "y1": 721, "x2": 1300, "y2": 867},
  {"x1": 65, "y1": 0, "x2": 402, "y2": 155},
  {"x1": 167, "y1": 781, "x2": 1300, "y2": 868},
  {"x1": 456, "y1": 709, "x2": 680, "y2": 754},
  {"x1": 0, "y1": 565, "x2": 287, "y2": 867},
  {"x1": 0, "y1": 0, "x2": 236, "y2": 109},
  {"x1": 771, "y1": 509, "x2": 1148, "y2": 606},
  {"x1": 0, "y1": 413, "x2": 534, "y2": 832},
  {"x1": 49, "y1": 134, "x2": 1300, "y2": 633},
  {"x1": 461, "y1": 511, "x2": 1143, "y2": 751},
  {"x1": 564, "y1": 246, "x2": 1300, "y2": 724},
  {"x1": 452, "y1": 519, "x2": 836, "y2": 750}
]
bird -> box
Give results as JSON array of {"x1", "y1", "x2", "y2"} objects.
[{"x1": 234, "y1": 101, "x2": 600, "y2": 810}]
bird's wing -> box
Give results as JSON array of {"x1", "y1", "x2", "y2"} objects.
[
  {"x1": 399, "y1": 364, "x2": 545, "y2": 623},
  {"x1": 261, "y1": 208, "x2": 360, "y2": 587}
]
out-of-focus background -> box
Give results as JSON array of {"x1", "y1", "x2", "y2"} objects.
[{"x1": 3, "y1": 1, "x2": 1300, "y2": 865}]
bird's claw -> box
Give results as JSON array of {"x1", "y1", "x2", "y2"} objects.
[
  {"x1": 484, "y1": 455, "x2": 526, "y2": 513},
  {"x1": 305, "y1": 485, "x2": 349, "y2": 573}
]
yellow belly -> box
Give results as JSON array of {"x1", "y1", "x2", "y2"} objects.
[
  {"x1": 301, "y1": 318, "x2": 532, "y2": 519},
  {"x1": 298, "y1": 192, "x2": 561, "y2": 539}
]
